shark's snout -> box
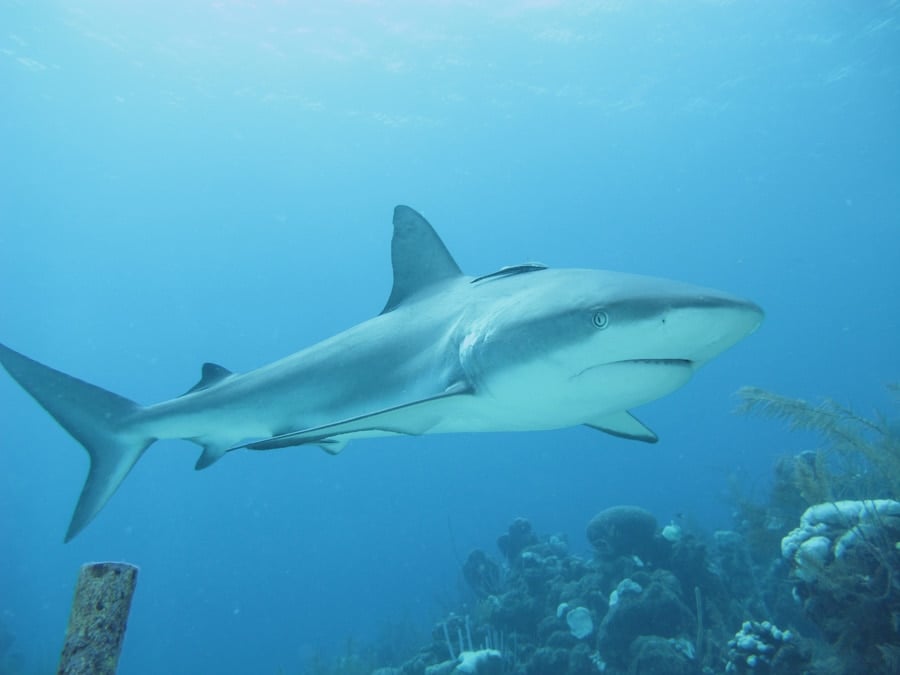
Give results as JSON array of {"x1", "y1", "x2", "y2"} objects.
[
  {"x1": 676, "y1": 295, "x2": 764, "y2": 365},
  {"x1": 715, "y1": 295, "x2": 765, "y2": 338}
]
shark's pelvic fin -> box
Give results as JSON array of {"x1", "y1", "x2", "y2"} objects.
[
  {"x1": 317, "y1": 438, "x2": 348, "y2": 455},
  {"x1": 182, "y1": 362, "x2": 234, "y2": 396},
  {"x1": 585, "y1": 411, "x2": 659, "y2": 444},
  {"x1": 381, "y1": 205, "x2": 463, "y2": 313},
  {"x1": 193, "y1": 438, "x2": 233, "y2": 470},
  {"x1": 238, "y1": 383, "x2": 474, "y2": 451},
  {"x1": 0, "y1": 342, "x2": 155, "y2": 541}
]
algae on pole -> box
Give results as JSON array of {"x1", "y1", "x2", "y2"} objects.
[{"x1": 58, "y1": 562, "x2": 139, "y2": 675}]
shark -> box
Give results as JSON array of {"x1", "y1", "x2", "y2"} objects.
[{"x1": 0, "y1": 205, "x2": 763, "y2": 541}]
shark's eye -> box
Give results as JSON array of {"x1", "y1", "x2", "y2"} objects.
[{"x1": 592, "y1": 311, "x2": 609, "y2": 329}]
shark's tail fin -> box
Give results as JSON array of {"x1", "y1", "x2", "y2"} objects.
[{"x1": 0, "y1": 342, "x2": 155, "y2": 542}]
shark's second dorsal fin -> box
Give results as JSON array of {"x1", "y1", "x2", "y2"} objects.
[
  {"x1": 182, "y1": 362, "x2": 234, "y2": 396},
  {"x1": 381, "y1": 205, "x2": 462, "y2": 313}
]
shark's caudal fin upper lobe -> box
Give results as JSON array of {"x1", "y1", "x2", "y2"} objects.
[{"x1": 0, "y1": 342, "x2": 154, "y2": 542}]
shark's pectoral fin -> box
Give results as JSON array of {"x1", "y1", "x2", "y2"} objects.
[
  {"x1": 585, "y1": 411, "x2": 658, "y2": 444},
  {"x1": 236, "y1": 383, "x2": 474, "y2": 452}
]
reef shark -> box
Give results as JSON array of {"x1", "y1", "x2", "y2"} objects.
[{"x1": 0, "y1": 205, "x2": 763, "y2": 541}]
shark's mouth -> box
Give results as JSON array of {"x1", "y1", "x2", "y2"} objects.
[
  {"x1": 616, "y1": 358, "x2": 694, "y2": 367},
  {"x1": 572, "y1": 358, "x2": 693, "y2": 380}
]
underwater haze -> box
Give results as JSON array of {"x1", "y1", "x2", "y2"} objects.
[{"x1": 0, "y1": 1, "x2": 898, "y2": 673}]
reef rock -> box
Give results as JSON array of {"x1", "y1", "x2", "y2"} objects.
[
  {"x1": 454, "y1": 649, "x2": 502, "y2": 675},
  {"x1": 628, "y1": 636, "x2": 695, "y2": 675},
  {"x1": 781, "y1": 499, "x2": 900, "y2": 581},
  {"x1": 725, "y1": 620, "x2": 808, "y2": 674},
  {"x1": 498, "y1": 517, "x2": 539, "y2": 563},
  {"x1": 598, "y1": 570, "x2": 694, "y2": 666},
  {"x1": 462, "y1": 549, "x2": 502, "y2": 598},
  {"x1": 565, "y1": 606, "x2": 593, "y2": 639},
  {"x1": 526, "y1": 646, "x2": 569, "y2": 675},
  {"x1": 586, "y1": 506, "x2": 658, "y2": 560}
]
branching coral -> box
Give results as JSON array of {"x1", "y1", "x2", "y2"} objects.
[{"x1": 736, "y1": 384, "x2": 900, "y2": 502}]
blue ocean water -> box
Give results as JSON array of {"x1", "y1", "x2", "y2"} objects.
[{"x1": 0, "y1": 1, "x2": 897, "y2": 672}]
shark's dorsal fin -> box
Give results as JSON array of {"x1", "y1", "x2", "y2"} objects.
[
  {"x1": 183, "y1": 362, "x2": 234, "y2": 396},
  {"x1": 381, "y1": 205, "x2": 463, "y2": 313}
]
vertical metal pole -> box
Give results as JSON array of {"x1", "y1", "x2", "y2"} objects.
[{"x1": 57, "y1": 562, "x2": 139, "y2": 675}]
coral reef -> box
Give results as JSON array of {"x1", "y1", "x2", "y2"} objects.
[
  {"x1": 733, "y1": 385, "x2": 900, "y2": 673},
  {"x1": 379, "y1": 512, "x2": 788, "y2": 675},
  {"x1": 316, "y1": 498, "x2": 895, "y2": 674},
  {"x1": 724, "y1": 620, "x2": 807, "y2": 674},
  {"x1": 781, "y1": 500, "x2": 900, "y2": 671},
  {"x1": 373, "y1": 503, "x2": 897, "y2": 673},
  {"x1": 305, "y1": 385, "x2": 900, "y2": 675}
]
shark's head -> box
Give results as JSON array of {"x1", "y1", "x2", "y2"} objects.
[{"x1": 460, "y1": 267, "x2": 764, "y2": 425}]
